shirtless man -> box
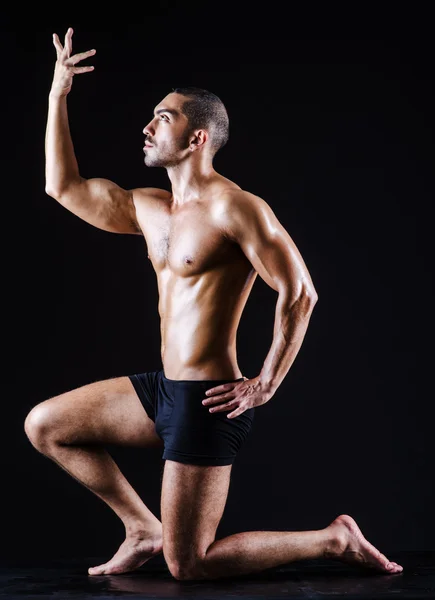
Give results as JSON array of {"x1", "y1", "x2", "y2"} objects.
[{"x1": 24, "y1": 28, "x2": 403, "y2": 579}]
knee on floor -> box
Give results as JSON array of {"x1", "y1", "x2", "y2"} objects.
[{"x1": 164, "y1": 548, "x2": 207, "y2": 581}]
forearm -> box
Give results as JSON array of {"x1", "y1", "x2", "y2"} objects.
[
  {"x1": 45, "y1": 94, "x2": 81, "y2": 196},
  {"x1": 259, "y1": 289, "x2": 318, "y2": 393}
]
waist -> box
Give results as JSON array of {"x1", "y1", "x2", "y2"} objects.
[
  {"x1": 160, "y1": 313, "x2": 241, "y2": 379},
  {"x1": 161, "y1": 347, "x2": 242, "y2": 381}
]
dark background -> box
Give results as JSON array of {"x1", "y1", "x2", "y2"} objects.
[{"x1": 1, "y1": 6, "x2": 433, "y2": 561}]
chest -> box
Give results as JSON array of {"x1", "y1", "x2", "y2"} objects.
[{"x1": 142, "y1": 203, "x2": 234, "y2": 275}]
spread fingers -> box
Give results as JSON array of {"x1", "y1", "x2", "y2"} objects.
[{"x1": 67, "y1": 49, "x2": 96, "y2": 66}]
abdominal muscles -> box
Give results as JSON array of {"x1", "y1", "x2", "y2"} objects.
[{"x1": 158, "y1": 263, "x2": 255, "y2": 379}]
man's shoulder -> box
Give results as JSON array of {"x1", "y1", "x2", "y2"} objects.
[
  {"x1": 211, "y1": 187, "x2": 274, "y2": 243},
  {"x1": 213, "y1": 187, "x2": 271, "y2": 220}
]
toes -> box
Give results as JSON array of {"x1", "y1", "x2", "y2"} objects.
[
  {"x1": 377, "y1": 552, "x2": 393, "y2": 570},
  {"x1": 88, "y1": 565, "x2": 106, "y2": 575},
  {"x1": 385, "y1": 562, "x2": 403, "y2": 572}
]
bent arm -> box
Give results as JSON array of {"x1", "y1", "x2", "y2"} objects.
[
  {"x1": 45, "y1": 94, "x2": 141, "y2": 235},
  {"x1": 218, "y1": 190, "x2": 318, "y2": 392},
  {"x1": 259, "y1": 286, "x2": 317, "y2": 392}
]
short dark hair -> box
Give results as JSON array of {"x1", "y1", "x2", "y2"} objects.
[{"x1": 172, "y1": 87, "x2": 229, "y2": 155}]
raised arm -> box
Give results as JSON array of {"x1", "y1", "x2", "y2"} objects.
[{"x1": 45, "y1": 27, "x2": 141, "y2": 235}]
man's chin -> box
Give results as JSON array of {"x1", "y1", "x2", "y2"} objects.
[
  {"x1": 144, "y1": 157, "x2": 172, "y2": 168},
  {"x1": 144, "y1": 157, "x2": 159, "y2": 167}
]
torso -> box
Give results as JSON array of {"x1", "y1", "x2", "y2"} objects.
[{"x1": 133, "y1": 177, "x2": 257, "y2": 380}]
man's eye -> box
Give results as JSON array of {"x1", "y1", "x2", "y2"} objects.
[{"x1": 160, "y1": 115, "x2": 169, "y2": 121}]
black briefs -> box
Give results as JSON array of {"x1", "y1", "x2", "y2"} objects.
[{"x1": 128, "y1": 369, "x2": 255, "y2": 466}]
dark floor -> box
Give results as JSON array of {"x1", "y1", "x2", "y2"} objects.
[{"x1": 0, "y1": 551, "x2": 434, "y2": 599}]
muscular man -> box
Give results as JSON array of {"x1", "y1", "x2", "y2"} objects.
[{"x1": 24, "y1": 28, "x2": 403, "y2": 579}]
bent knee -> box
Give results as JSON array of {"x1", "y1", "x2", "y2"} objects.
[
  {"x1": 167, "y1": 560, "x2": 205, "y2": 581},
  {"x1": 164, "y1": 548, "x2": 207, "y2": 581},
  {"x1": 24, "y1": 403, "x2": 56, "y2": 450}
]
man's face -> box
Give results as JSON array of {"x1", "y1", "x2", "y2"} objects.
[{"x1": 142, "y1": 93, "x2": 192, "y2": 167}]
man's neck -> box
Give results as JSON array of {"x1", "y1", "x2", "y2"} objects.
[{"x1": 166, "y1": 158, "x2": 216, "y2": 207}]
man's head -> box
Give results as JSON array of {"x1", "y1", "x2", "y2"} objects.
[{"x1": 143, "y1": 87, "x2": 229, "y2": 168}]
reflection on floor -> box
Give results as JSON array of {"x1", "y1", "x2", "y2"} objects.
[{"x1": 0, "y1": 551, "x2": 434, "y2": 598}]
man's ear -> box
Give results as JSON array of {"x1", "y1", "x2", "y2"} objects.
[{"x1": 190, "y1": 129, "x2": 208, "y2": 150}]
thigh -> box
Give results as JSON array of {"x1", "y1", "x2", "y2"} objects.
[
  {"x1": 25, "y1": 376, "x2": 163, "y2": 449},
  {"x1": 161, "y1": 459, "x2": 232, "y2": 573}
]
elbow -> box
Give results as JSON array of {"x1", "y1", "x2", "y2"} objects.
[
  {"x1": 45, "y1": 185, "x2": 58, "y2": 198},
  {"x1": 45, "y1": 175, "x2": 82, "y2": 199},
  {"x1": 299, "y1": 280, "x2": 318, "y2": 305},
  {"x1": 279, "y1": 283, "x2": 318, "y2": 306},
  {"x1": 309, "y1": 288, "x2": 319, "y2": 305},
  {"x1": 297, "y1": 288, "x2": 318, "y2": 320},
  {"x1": 300, "y1": 286, "x2": 318, "y2": 314},
  {"x1": 45, "y1": 181, "x2": 74, "y2": 201},
  {"x1": 279, "y1": 284, "x2": 318, "y2": 319},
  {"x1": 45, "y1": 176, "x2": 63, "y2": 198},
  {"x1": 45, "y1": 185, "x2": 67, "y2": 201}
]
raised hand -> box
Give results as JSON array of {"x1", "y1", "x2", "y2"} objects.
[{"x1": 50, "y1": 27, "x2": 96, "y2": 98}]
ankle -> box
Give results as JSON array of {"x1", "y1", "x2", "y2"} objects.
[
  {"x1": 323, "y1": 524, "x2": 347, "y2": 559},
  {"x1": 125, "y1": 521, "x2": 162, "y2": 543}
]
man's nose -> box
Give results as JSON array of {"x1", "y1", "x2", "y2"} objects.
[{"x1": 143, "y1": 123, "x2": 154, "y2": 136}]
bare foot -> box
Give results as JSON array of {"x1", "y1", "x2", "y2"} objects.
[
  {"x1": 88, "y1": 530, "x2": 163, "y2": 576},
  {"x1": 326, "y1": 514, "x2": 403, "y2": 574}
]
